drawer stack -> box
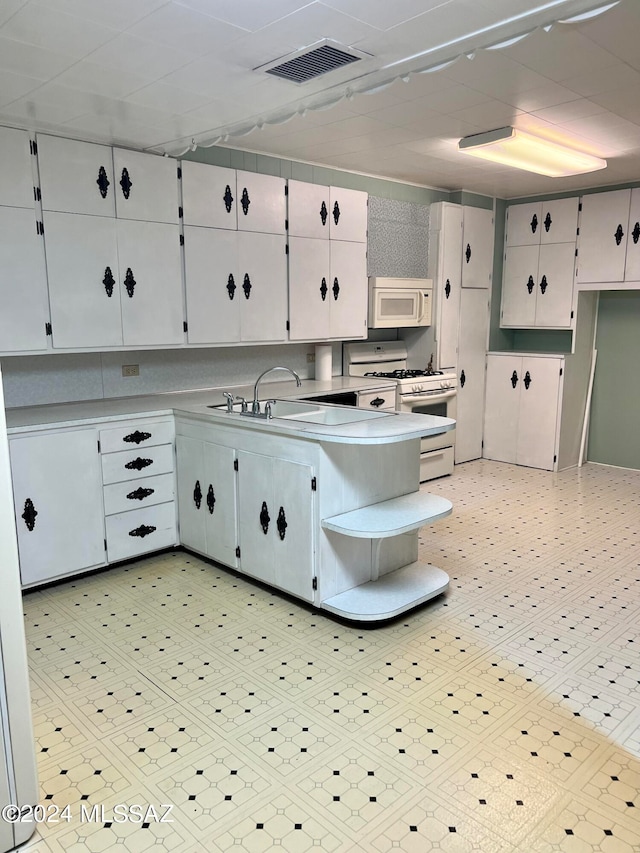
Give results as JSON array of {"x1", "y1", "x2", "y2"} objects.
[{"x1": 100, "y1": 418, "x2": 177, "y2": 562}]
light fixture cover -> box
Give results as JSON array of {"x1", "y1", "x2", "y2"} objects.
[{"x1": 458, "y1": 126, "x2": 607, "y2": 177}]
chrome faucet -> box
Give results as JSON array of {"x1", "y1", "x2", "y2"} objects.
[{"x1": 252, "y1": 366, "x2": 302, "y2": 413}]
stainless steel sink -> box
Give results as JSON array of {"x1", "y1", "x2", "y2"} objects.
[{"x1": 208, "y1": 399, "x2": 391, "y2": 425}]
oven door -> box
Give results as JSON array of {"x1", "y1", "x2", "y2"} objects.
[{"x1": 398, "y1": 389, "x2": 457, "y2": 452}]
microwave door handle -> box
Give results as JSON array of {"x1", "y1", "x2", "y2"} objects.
[{"x1": 417, "y1": 291, "x2": 426, "y2": 322}]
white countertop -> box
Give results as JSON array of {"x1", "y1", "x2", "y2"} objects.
[{"x1": 5, "y1": 376, "x2": 453, "y2": 445}]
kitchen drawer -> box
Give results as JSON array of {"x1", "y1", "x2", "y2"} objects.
[
  {"x1": 103, "y1": 472, "x2": 175, "y2": 516},
  {"x1": 419, "y1": 446, "x2": 454, "y2": 483},
  {"x1": 102, "y1": 443, "x2": 174, "y2": 485},
  {"x1": 100, "y1": 419, "x2": 174, "y2": 454},
  {"x1": 358, "y1": 389, "x2": 396, "y2": 411},
  {"x1": 105, "y1": 501, "x2": 177, "y2": 562}
]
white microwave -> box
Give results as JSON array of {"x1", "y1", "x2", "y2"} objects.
[{"x1": 368, "y1": 277, "x2": 433, "y2": 328}]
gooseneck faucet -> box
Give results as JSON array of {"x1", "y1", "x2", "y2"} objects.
[{"x1": 252, "y1": 366, "x2": 302, "y2": 413}]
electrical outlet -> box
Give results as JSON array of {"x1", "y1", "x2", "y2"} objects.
[
  {"x1": 307, "y1": 353, "x2": 315, "y2": 363},
  {"x1": 122, "y1": 364, "x2": 139, "y2": 377}
]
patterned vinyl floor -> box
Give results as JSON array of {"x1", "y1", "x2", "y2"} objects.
[{"x1": 17, "y1": 460, "x2": 640, "y2": 852}]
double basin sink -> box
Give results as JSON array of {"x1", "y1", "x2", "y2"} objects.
[{"x1": 209, "y1": 398, "x2": 392, "y2": 426}]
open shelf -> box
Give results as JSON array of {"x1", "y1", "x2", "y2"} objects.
[
  {"x1": 320, "y1": 561, "x2": 449, "y2": 621},
  {"x1": 321, "y1": 491, "x2": 452, "y2": 538}
]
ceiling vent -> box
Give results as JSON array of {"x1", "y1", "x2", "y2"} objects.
[{"x1": 256, "y1": 39, "x2": 371, "y2": 84}]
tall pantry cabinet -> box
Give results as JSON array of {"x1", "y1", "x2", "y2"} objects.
[
  {"x1": 428, "y1": 202, "x2": 493, "y2": 464},
  {"x1": 0, "y1": 127, "x2": 49, "y2": 354}
]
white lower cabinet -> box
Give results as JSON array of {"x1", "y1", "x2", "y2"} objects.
[
  {"x1": 483, "y1": 353, "x2": 563, "y2": 470},
  {"x1": 237, "y1": 451, "x2": 314, "y2": 601},
  {"x1": 455, "y1": 288, "x2": 489, "y2": 463},
  {"x1": 9, "y1": 429, "x2": 105, "y2": 586}
]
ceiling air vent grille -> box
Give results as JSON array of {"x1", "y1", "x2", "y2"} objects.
[{"x1": 258, "y1": 41, "x2": 368, "y2": 84}]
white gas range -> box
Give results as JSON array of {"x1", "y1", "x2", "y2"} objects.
[{"x1": 344, "y1": 341, "x2": 457, "y2": 482}]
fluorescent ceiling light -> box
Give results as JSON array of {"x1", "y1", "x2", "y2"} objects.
[{"x1": 458, "y1": 126, "x2": 607, "y2": 177}]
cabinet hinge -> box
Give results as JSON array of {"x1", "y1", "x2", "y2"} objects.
[
  {"x1": 570, "y1": 310, "x2": 574, "y2": 319},
  {"x1": 286, "y1": 320, "x2": 290, "y2": 332},
  {"x1": 312, "y1": 577, "x2": 317, "y2": 591},
  {"x1": 578, "y1": 202, "x2": 582, "y2": 211},
  {"x1": 285, "y1": 243, "x2": 289, "y2": 254},
  {"x1": 104, "y1": 538, "x2": 107, "y2": 551},
  {"x1": 45, "y1": 322, "x2": 52, "y2": 336},
  {"x1": 177, "y1": 166, "x2": 182, "y2": 180},
  {"x1": 235, "y1": 546, "x2": 241, "y2": 558},
  {"x1": 33, "y1": 186, "x2": 42, "y2": 202},
  {"x1": 36, "y1": 221, "x2": 44, "y2": 236},
  {"x1": 178, "y1": 205, "x2": 183, "y2": 218},
  {"x1": 560, "y1": 367, "x2": 563, "y2": 376},
  {"x1": 553, "y1": 454, "x2": 557, "y2": 463},
  {"x1": 575, "y1": 248, "x2": 578, "y2": 257},
  {"x1": 183, "y1": 321, "x2": 188, "y2": 333},
  {"x1": 97, "y1": 439, "x2": 101, "y2": 452},
  {"x1": 233, "y1": 459, "x2": 239, "y2": 472},
  {"x1": 179, "y1": 234, "x2": 184, "y2": 246},
  {"x1": 285, "y1": 218, "x2": 288, "y2": 230},
  {"x1": 284, "y1": 184, "x2": 288, "y2": 196},
  {"x1": 311, "y1": 476, "x2": 317, "y2": 491},
  {"x1": 30, "y1": 139, "x2": 38, "y2": 156}
]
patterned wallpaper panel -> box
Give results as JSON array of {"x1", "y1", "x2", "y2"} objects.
[{"x1": 367, "y1": 197, "x2": 430, "y2": 278}]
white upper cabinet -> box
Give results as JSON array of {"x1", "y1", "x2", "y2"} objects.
[
  {"x1": 112, "y1": 148, "x2": 179, "y2": 224},
  {"x1": 576, "y1": 189, "x2": 631, "y2": 283},
  {"x1": 0, "y1": 127, "x2": 35, "y2": 209},
  {"x1": 37, "y1": 134, "x2": 116, "y2": 216},
  {"x1": 428, "y1": 202, "x2": 463, "y2": 370},
  {"x1": 506, "y1": 198, "x2": 579, "y2": 247},
  {"x1": 626, "y1": 188, "x2": 640, "y2": 281},
  {"x1": 461, "y1": 206, "x2": 493, "y2": 288},
  {"x1": 288, "y1": 180, "x2": 329, "y2": 239},
  {"x1": 181, "y1": 161, "x2": 237, "y2": 229},
  {"x1": 328, "y1": 186, "x2": 368, "y2": 242},
  {"x1": 235, "y1": 170, "x2": 286, "y2": 234}
]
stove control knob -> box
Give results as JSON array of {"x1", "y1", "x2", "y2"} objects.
[
  {"x1": 440, "y1": 380, "x2": 451, "y2": 389},
  {"x1": 412, "y1": 384, "x2": 423, "y2": 393}
]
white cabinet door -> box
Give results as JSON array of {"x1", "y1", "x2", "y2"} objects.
[
  {"x1": 116, "y1": 220, "x2": 184, "y2": 346},
  {"x1": 0, "y1": 207, "x2": 49, "y2": 352},
  {"x1": 237, "y1": 450, "x2": 275, "y2": 587},
  {"x1": 10, "y1": 430, "x2": 105, "y2": 586},
  {"x1": 288, "y1": 236, "x2": 331, "y2": 340},
  {"x1": 328, "y1": 240, "x2": 367, "y2": 340},
  {"x1": 176, "y1": 436, "x2": 207, "y2": 555},
  {"x1": 506, "y1": 198, "x2": 579, "y2": 247},
  {"x1": 184, "y1": 226, "x2": 241, "y2": 344},
  {"x1": 37, "y1": 134, "x2": 115, "y2": 217},
  {"x1": 624, "y1": 188, "x2": 640, "y2": 281},
  {"x1": 483, "y1": 355, "x2": 520, "y2": 464},
  {"x1": 516, "y1": 357, "x2": 562, "y2": 471},
  {"x1": 113, "y1": 148, "x2": 179, "y2": 224},
  {"x1": 576, "y1": 189, "x2": 630, "y2": 283},
  {"x1": 237, "y1": 231, "x2": 287, "y2": 342},
  {"x1": 235, "y1": 171, "x2": 285, "y2": 234},
  {"x1": 202, "y1": 442, "x2": 237, "y2": 568},
  {"x1": 329, "y1": 187, "x2": 368, "y2": 242},
  {"x1": 534, "y1": 242, "x2": 576, "y2": 327},
  {"x1": 435, "y1": 205, "x2": 463, "y2": 370},
  {"x1": 288, "y1": 180, "x2": 330, "y2": 239},
  {"x1": 505, "y1": 202, "x2": 541, "y2": 247},
  {"x1": 181, "y1": 161, "x2": 237, "y2": 229},
  {"x1": 461, "y1": 207, "x2": 493, "y2": 288},
  {"x1": 501, "y1": 245, "x2": 538, "y2": 327},
  {"x1": 44, "y1": 212, "x2": 123, "y2": 348},
  {"x1": 0, "y1": 127, "x2": 34, "y2": 209},
  {"x1": 455, "y1": 289, "x2": 488, "y2": 464}
]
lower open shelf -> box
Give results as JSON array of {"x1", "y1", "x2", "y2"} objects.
[{"x1": 320, "y1": 561, "x2": 449, "y2": 622}]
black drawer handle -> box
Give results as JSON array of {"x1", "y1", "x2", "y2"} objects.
[
  {"x1": 97, "y1": 166, "x2": 110, "y2": 199},
  {"x1": 320, "y1": 277, "x2": 328, "y2": 301},
  {"x1": 524, "y1": 371, "x2": 532, "y2": 390},
  {"x1": 241, "y1": 187, "x2": 250, "y2": 216},
  {"x1": 530, "y1": 213, "x2": 538, "y2": 233},
  {"x1": 124, "y1": 268, "x2": 136, "y2": 297},
  {"x1": 127, "y1": 487, "x2": 154, "y2": 501},
  {"x1": 120, "y1": 167, "x2": 132, "y2": 199},
  {"x1": 332, "y1": 277, "x2": 340, "y2": 301},
  {"x1": 320, "y1": 200, "x2": 328, "y2": 226},
  {"x1": 465, "y1": 243, "x2": 471, "y2": 263},
  {"x1": 125, "y1": 457, "x2": 153, "y2": 471},
  {"x1": 444, "y1": 279, "x2": 451, "y2": 299},
  {"x1": 544, "y1": 211, "x2": 552, "y2": 232},
  {"x1": 223, "y1": 184, "x2": 234, "y2": 213},
  {"x1": 207, "y1": 484, "x2": 216, "y2": 514},
  {"x1": 370, "y1": 397, "x2": 385, "y2": 408},
  {"x1": 243, "y1": 273, "x2": 251, "y2": 299},
  {"x1": 227, "y1": 273, "x2": 236, "y2": 300},
  {"x1": 277, "y1": 506, "x2": 287, "y2": 541},
  {"x1": 333, "y1": 200, "x2": 340, "y2": 225},
  {"x1": 129, "y1": 524, "x2": 156, "y2": 538},
  {"x1": 123, "y1": 430, "x2": 151, "y2": 445},
  {"x1": 22, "y1": 498, "x2": 38, "y2": 532},
  {"x1": 260, "y1": 501, "x2": 270, "y2": 534},
  {"x1": 193, "y1": 480, "x2": 202, "y2": 510},
  {"x1": 511, "y1": 370, "x2": 518, "y2": 389},
  {"x1": 539, "y1": 275, "x2": 548, "y2": 294},
  {"x1": 526, "y1": 275, "x2": 535, "y2": 294},
  {"x1": 632, "y1": 222, "x2": 640, "y2": 244},
  {"x1": 103, "y1": 266, "x2": 115, "y2": 297},
  {"x1": 614, "y1": 224, "x2": 624, "y2": 246},
  {"x1": 460, "y1": 370, "x2": 466, "y2": 388}
]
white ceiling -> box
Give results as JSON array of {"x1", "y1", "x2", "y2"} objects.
[{"x1": 1, "y1": 0, "x2": 639, "y2": 198}]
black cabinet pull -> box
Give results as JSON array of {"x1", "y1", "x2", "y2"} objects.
[
  {"x1": 614, "y1": 224, "x2": 624, "y2": 246},
  {"x1": 127, "y1": 487, "x2": 154, "y2": 501},
  {"x1": 120, "y1": 167, "x2": 132, "y2": 199},
  {"x1": 539, "y1": 275, "x2": 548, "y2": 294},
  {"x1": 370, "y1": 397, "x2": 385, "y2": 408},
  {"x1": 129, "y1": 524, "x2": 156, "y2": 538},
  {"x1": 444, "y1": 279, "x2": 451, "y2": 299},
  {"x1": 22, "y1": 498, "x2": 37, "y2": 532},
  {"x1": 227, "y1": 273, "x2": 236, "y2": 300},
  {"x1": 125, "y1": 457, "x2": 153, "y2": 471},
  {"x1": 332, "y1": 277, "x2": 340, "y2": 301},
  {"x1": 243, "y1": 273, "x2": 252, "y2": 299},
  {"x1": 207, "y1": 484, "x2": 216, "y2": 515},
  {"x1": 123, "y1": 430, "x2": 151, "y2": 445},
  {"x1": 530, "y1": 213, "x2": 538, "y2": 233},
  {"x1": 277, "y1": 506, "x2": 287, "y2": 541},
  {"x1": 103, "y1": 266, "x2": 115, "y2": 297},
  {"x1": 260, "y1": 501, "x2": 270, "y2": 534},
  {"x1": 241, "y1": 187, "x2": 250, "y2": 216},
  {"x1": 511, "y1": 370, "x2": 518, "y2": 389},
  {"x1": 193, "y1": 480, "x2": 202, "y2": 510},
  {"x1": 223, "y1": 184, "x2": 234, "y2": 213},
  {"x1": 333, "y1": 200, "x2": 340, "y2": 225},
  {"x1": 320, "y1": 277, "x2": 328, "y2": 301},
  {"x1": 460, "y1": 370, "x2": 466, "y2": 388},
  {"x1": 124, "y1": 268, "x2": 136, "y2": 298},
  {"x1": 465, "y1": 243, "x2": 471, "y2": 263},
  {"x1": 526, "y1": 275, "x2": 535, "y2": 294},
  {"x1": 97, "y1": 166, "x2": 110, "y2": 199},
  {"x1": 632, "y1": 222, "x2": 640, "y2": 244},
  {"x1": 320, "y1": 200, "x2": 328, "y2": 226},
  {"x1": 544, "y1": 211, "x2": 552, "y2": 232},
  {"x1": 524, "y1": 371, "x2": 532, "y2": 390}
]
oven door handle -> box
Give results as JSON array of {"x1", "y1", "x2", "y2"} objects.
[{"x1": 403, "y1": 389, "x2": 457, "y2": 402}]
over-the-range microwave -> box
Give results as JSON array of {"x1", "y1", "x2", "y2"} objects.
[{"x1": 368, "y1": 277, "x2": 433, "y2": 328}]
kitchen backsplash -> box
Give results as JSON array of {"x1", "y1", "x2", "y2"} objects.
[{"x1": 367, "y1": 197, "x2": 430, "y2": 278}]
